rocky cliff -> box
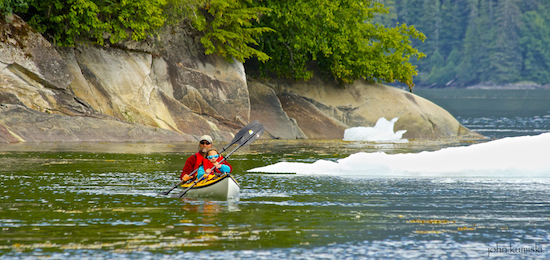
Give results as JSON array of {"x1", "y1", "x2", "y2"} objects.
[{"x1": 0, "y1": 14, "x2": 482, "y2": 143}]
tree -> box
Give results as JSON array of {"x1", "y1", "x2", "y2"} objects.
[
  {"x1": 426, "y1": 49, "x2": 457, "y2": 85},
  {"x1": 251, "y1": 0, "x2": 426, "y2": 89},
  {"x1": 457, "y1": 0, "x2": 493, "y2": 85},
  {"x1": 190, "y1": 0, "x2": 273, "y2": 63},
  {"x1": 439, "y1": 0, "x2": 466, "y2": 58},
  {"x1": 484, "y1": 0, "x2": 522, "y2": 84},
  {"x1": 10, "y1": 0, "x2": 168, "y2": 46},
  {"x1": 519, "y1": 3, "x2": 550, "y2": 84},
  {"x1": 1, "y1": 0, "x2": 28, "y2": 16}
]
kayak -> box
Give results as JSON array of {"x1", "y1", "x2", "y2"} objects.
[{"x1": 179, "y1": 174, "x2": 240, "y2": 200}]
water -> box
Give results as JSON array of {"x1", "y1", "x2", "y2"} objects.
[
  {"x1": 414, "y1": 89, "x2": 550, "y2": 138},
  {"x1": 1, "y1": 89, "x2": 550, "y2": 259}
]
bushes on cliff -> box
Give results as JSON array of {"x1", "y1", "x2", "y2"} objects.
[
  {"x1": 5, "y1": 0, "x2": 167, "y2": 46},
  {"x1": 2, "y1": 0, "x2": 271, "y2": 62},
  {"x1": 173, "y1": 0, "x2": 273, "y2": 63},
  {"x1": 250, "y1": 0, "x2": 425, "y2": 88},
  {"x1": 3, "y1": 0, "x2": 424, "y2": 88},
  {"x1": 0, "y1": 0, "x2": 27, "y2": 15},
  {"x1": 178, "y1": 0, "x2": 425, "y2": 88}
]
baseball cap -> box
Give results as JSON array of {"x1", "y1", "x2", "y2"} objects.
[{"x1": 199, "y1": 135, "x2": 213, "y2": 143}]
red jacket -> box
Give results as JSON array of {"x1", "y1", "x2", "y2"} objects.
[
  {"x1": 180, "y1": 152, "x2": 204, "y2": 179},
  {"x1": 180, "y1": 152, "x2": 232, "y2": 179}
]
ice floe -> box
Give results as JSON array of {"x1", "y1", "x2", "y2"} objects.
[
  {"x1": 343, "y1": 117, "x2": 407, "y2": 143},
  {"x1": 249, "y1": 133, "x2": 550, "y2": 178}
]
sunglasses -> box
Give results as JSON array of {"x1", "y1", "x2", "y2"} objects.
[
  {"x1": 206, "y1": 154, "x2": 219, "y2": 160},
  {"x1": 200, "y1": 141, "x2": 211, "y2": 145}
]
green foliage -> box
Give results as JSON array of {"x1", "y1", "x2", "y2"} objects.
[
  {"x1": 377, "y1": 0, "x2": 550, "y2": 87},
  {"x1": 8, "y1": 0, "x2": 550, "y2": 87},
  {"x1": 9, "y1": 0, "x2": 168, "y2": 46},
  {"x1": 456, "y1": 0, "x2": 494, "y2": 85},
  {"x1": 426, "y1": 49, "x2": 456, "y2": 85},
  {"x1": 483, "y1": 0, "x2": 522, "y2": 84},
  {"x1": 163, "y1": 0, "x2": 206, "y2": 25},
  {"x1": 429, "y1": 50, "x2": 444, "y2": 68},
  {"x1": 1, "y1": 0, "x2": 28, "y2": 16},
  {"x1": 191, "y1": 0, "x2": 273, "y2": 63},
  {"x1": 252, "y1": 0, "x2": 426, "y2": 88},
  {"x1": 519, "y1": 4, "x2": 550, "y2": 84},
  {"x1": 7, "y1": 0, "x2": 426, "y2": 88}
]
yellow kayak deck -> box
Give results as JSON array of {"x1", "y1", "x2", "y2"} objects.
[{"x1": 181, "y1": 174, "x2": 239, "y2": 189}]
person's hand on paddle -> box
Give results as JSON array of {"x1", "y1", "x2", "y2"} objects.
[
  {"x1": 213, "y1": 161, "x2": 221, "y2": 169},
  {"x1": 182, "y1": 174, "x2": 191, "y2": 181}
]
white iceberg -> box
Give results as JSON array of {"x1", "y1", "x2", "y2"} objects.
[
  {"x1": 249, "y1": 133, "x2": 550, "y2": 178},
  {"x1": 343, "y1": 117, "x2": 407, "y2": 143}
]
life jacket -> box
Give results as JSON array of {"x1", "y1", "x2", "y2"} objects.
[{"x1": 202, "y1": 155, "x2": 232, "y2": 174}]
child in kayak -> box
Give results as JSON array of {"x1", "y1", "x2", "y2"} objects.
[{"x1": 196, "y1": 148, "x2": 232, "y2": 180}]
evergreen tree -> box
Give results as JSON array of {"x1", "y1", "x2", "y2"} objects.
[
  {"x1": 483, "y1": 0, "x2": 522, "y2": 84},
  {"x1": 421, "y1": 0, "x2": 441, "y2": 52},
  {"x1": 404, "y1": 0, "x2": 431, "y2": 73},
  {"x1": 457, "y1": 0, "x2": 493, "y2": 85},
  {"x1": 376, "y1": 0, "x2": 549, "y2": 87},
  {"x1": 519, "y1": 2, "x2": 550, "y2": 84},
  {"x1": 439, "y1": 0, "x2": 464, "y2": 58}
]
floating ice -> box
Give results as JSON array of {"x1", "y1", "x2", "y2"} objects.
[
  {"x1": 248, "y1": 133, "x2": 550, "y2": 178},
  {"x1": 343, "y1": 117, "x2": 407, "y2": 143}
]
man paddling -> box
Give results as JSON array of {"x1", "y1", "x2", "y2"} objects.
[
  {"x1": 159, "y1": 121, "x2": 263, "y2": 197},
  {"x1": 180, "y1": 135, "x2": 231, "y2": 182}
]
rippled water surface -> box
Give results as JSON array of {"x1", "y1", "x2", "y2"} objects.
[
  {"x1": 2, "y1": 89, "x2": 550, "y2": 259},
  {"x1": 415, "y1": 89, "x2": 550, "y2": 138},
  {"x1": 1, "y1": 140, "x2": 549, "y2": 259}
]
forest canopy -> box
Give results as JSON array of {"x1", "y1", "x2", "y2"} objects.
[
  {"x1": 376, "y1": 0, "x2": 550, "y2": 88},
  {"x1": 2, "y1": 0, "x2": 425, "y2": 88},
  {"x1": 250, "y1": 0, "x2": 425, "y2": 87}
]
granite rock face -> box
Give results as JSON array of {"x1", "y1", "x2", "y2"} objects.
[
  {"x1": 0, "y1": 14, "x2": 95, "y2": 117},
  {"x1": 57, "y1": 24, "x2": 249, "y2": 140},
  {"x1": 0, "y1": 104, "x2": 193, "y2": 142},
  {"x1": 248, "y1": 79, "x2": 307, "y2": 139},
  {"x1": 0, "y1": 15, "x2": 247, "y2": 142},
  {"x1": 250, "y1": 77, "x2": 484, "y2": 140},
  {"x1": 0, "y1": 14, "x2": 482, "y2": 143}
]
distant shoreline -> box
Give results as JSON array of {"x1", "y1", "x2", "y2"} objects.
[
  {"x1": 413, "y1": 83, "x2": 550, "y2": 90},
  {"x1": 465, "y1": 83, "x2": 550, "y2": 90}
]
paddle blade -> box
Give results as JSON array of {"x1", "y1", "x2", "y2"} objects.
[
  {"x1": 239, "y1": 123, "x2": 265, "y2": 147},
  {"x1": 230, "y1": 120, "x2": 261, "y2": 145}
]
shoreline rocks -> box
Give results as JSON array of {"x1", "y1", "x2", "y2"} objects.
[{"x1": 0, "y1": 14, "x2": 484, "y2": 143}]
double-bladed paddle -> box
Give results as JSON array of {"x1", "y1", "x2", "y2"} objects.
[
  {"x1": 175, "y1": 122, "x2": 265, "y2": 198},
  {"x1": 158, "y1": 121, "x2": 262, "y2": 196}
]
